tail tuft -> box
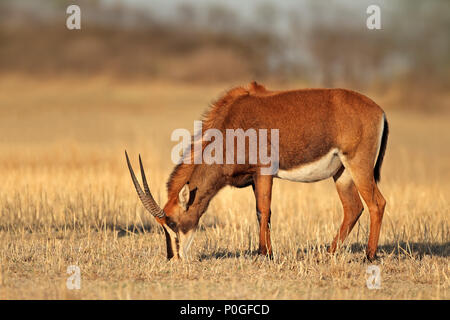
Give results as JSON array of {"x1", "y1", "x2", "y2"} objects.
[{"x1": 374, "y1": 115, "x2": 389, "y2": 183}]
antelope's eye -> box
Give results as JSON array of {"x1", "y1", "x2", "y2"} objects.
[{"x1": 167, "y1": 220, "x2": 177, "y2": 230}]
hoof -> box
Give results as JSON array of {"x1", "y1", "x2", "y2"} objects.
[
  {"x1": 365, "y1": 253, "x2": 378, "y2": 262},
  {"x1": 258, "y1": 250, "x2": 273, "y2": 259}
]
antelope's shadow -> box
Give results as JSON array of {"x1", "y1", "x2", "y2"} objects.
[
  {"x1": 199, "y1": 249, "x2": 260, "y2": 261},
  {"x1": 348, "y1": 241, "x2": 449, "y2": 258},
  {"x1": 198, "y1": 242, "x2": 449, "y2": 261},
  {"x1": 114, "y1": 220, "x2": 221, "y2": 237},
  {"x1": 115, "y1": 223, "x2": 154, "y2": 237}
]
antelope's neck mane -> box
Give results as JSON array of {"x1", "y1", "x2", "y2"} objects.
[{"x1": 165, "y1": 81, "x2": 269, "y2": 200}]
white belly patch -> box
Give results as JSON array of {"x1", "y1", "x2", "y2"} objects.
[{"x1": 276, "y1": 148, "x2": 342, "y2": 182}]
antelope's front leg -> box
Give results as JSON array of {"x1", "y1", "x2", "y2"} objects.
[{"x1": 253, "y1": 174, "x2": 273, "y2": 257}]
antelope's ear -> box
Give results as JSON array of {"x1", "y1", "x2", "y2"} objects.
[{"x1": 178, "y1": 184, "x2": 190, "y2": 210}]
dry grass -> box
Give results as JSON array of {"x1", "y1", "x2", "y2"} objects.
[{"x1": 0, "y1": 75, "x2": 448, "y2": 299}]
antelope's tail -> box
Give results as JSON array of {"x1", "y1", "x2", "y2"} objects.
[{"x1": 374, "y1": 114, "x2": 389, "y2": 183}]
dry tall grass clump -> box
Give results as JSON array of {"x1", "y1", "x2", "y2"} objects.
[{"x1": 0, "y1": 76, "x2": 448, "y2": 299}]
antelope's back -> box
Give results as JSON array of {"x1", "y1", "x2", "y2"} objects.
[{"x1": 223, "y1": 88, "x2": 384, "y2": 170}]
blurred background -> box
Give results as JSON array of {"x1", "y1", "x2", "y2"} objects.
[
  {"x1": 0, "y1": 0, "x2": 449, "y2": 226},
  {"x1": 0, "y1": 0, "x2": 449, "y2": 110}
]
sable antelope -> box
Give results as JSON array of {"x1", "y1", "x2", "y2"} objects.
[{"x1": 126, "y1": 81, "x2": 388, "y2": 261}]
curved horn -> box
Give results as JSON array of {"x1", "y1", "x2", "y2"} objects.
[{"x1": 125, "y1": 151, "x2": 165, "y2": 219}]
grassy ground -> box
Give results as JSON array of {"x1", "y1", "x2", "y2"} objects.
[{"x1": 0, "y1": 76, "x2": 448, "y2": 299}]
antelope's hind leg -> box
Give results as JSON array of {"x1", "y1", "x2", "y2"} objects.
[
  {"x1": 341, "y1": 158, "x2": 386, "y2": 261},
  {"x1": 329, "y1": 166, "x2": 364, "y2": 254}
]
